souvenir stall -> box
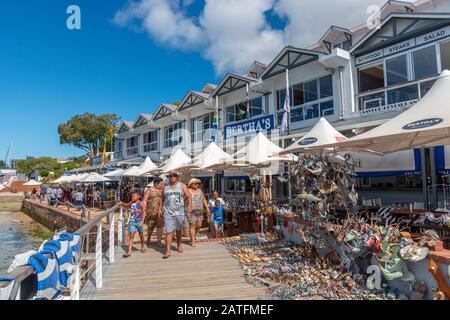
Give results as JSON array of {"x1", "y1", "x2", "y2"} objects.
[{"x1": 221, "y1": 73, "x2": 450, "y2": 300}]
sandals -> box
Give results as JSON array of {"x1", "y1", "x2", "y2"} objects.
[
  {"x1": 163, "y1": 254, "x2": 171, "y2": 259},
  {"x1": 123, "y1": 253, "x2": 132, "y2": 258}
]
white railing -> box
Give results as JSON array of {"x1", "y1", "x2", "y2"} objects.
[{"x1": 0, "y1": 203, "x2": 125, "y2": 300}]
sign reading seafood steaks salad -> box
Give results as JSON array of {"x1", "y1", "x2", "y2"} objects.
[{"x1": 224, "y1": 115, "x2": 275, "y2": 139}]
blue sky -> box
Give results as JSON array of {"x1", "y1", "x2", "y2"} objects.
[
  {"x1": 0, "y1": 0, "x2": 391, "y2": 161},
  {"x1": 0, "y1": 0, "x2": 216, "y2": 160}
]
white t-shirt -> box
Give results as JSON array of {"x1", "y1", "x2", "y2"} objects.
[
  {"x1": 208, "y1": 197, "x2": 225, "y2": 209},
  {"x1": 74, "y1": 192, "x2": 84, "y2": 202}
]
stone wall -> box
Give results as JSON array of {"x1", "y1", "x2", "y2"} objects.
[{"x1": 21, "y1": 200, "x2": 82, "y2": 233}]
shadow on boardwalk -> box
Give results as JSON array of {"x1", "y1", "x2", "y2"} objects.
[{"x1": 81, "y1": 241, "x2": 262, "y2": 300}]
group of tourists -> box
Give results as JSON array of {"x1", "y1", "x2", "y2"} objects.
[
  {"x1": 121, "y1": 171, "x2": 226, "y2": 259},
  {"x1": 32, "y1": 185, "x2": 109, "y2": 209}
]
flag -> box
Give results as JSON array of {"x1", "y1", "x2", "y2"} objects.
[
  {"x1": 211, "y1": 96, "x2": 219, "y2": 142},
  {"x1": 246, "y1": 83, "x2": 251, "y2": 119},
  {"x1": 281, "y1": 69, "x2": 290, "y2": 133}
]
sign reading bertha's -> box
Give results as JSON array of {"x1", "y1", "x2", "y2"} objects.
[{"x1": 224, "y1": 115, "x2": 274, "y2": 139}]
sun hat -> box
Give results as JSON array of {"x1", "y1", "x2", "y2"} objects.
[{"x1": 188, "y1": 178, "x2": 202, "y2": 187}]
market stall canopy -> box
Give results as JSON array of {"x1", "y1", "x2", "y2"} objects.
[
  {"x1": 233, "y1": 132, "x2": 296, "y2": 166},
  {"x1": 321, "y1": 70, "x2": 450, "y2": 154},
  {"x1": 135, "y1": 157, "x2": 158, "y2": 176},
  {"x1": 80, "y1": 172, "x2": 111, "y2": 183},
  {"x1": 69, "y1": 173, "x2": 89, "y2": 183},
  {"x1": 160, "y1": 149, "x2": 193, "y2": 174},
  {"x1": 121, "y1": 157, "x2": 159, "y2": 177},
  {"x1": 180, "y1": 142, "x2": 232, "y2": 171},
  {"x1": 23, "y1": 179, "x2": 42, "y2": 186},
  {"x1": 280, "y1": 117, "x2": 347, "y2": 155},
  {"x1": 50, "y1": 176, "x2": 70, "y2": 184},
  {"x1": 103, "y1": 168, "x2": 125, "y2": 178}
]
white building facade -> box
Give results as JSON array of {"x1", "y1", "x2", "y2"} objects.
[{"x1": 113, "y1": 0, "x2": 450, "y2": 200}]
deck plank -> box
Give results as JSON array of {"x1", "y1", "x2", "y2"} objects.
[{"x1": 80, "y1": 242, "x2": 262, "y2": 300}]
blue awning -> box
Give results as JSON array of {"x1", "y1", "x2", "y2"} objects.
[{"x1": 435, "y1": 146, "x2": 450, "y2": 174}]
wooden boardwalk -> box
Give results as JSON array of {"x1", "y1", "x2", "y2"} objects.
[{"x1": 80, "y1": 241, "x2": 262, "y2": 300}]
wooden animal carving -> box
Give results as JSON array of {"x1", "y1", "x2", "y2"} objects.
[{"x1": 428, "y1": 259, "x2": 450, "y2": 299}]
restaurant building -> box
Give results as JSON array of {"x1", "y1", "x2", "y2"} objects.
[{"x1": 113, "y1": 0, "x2": 450, "y2": 204}]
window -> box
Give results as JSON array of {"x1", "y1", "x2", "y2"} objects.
[
  {"x1": 226, "y1": 97, "x2": 263, "y2": 123},
  {"x1": 440, "y1": 40, "x2": 450, "y2": 71},
  {"x1": 319, "y1": 75, "x2": 333, "y2": 98},
  {"x1": 420, "y1": 79, "x2": 436, "y2": 98},
  {"x1": 386, "y1": 55, "x2": 408, "y2": 86},
  {"x1": 291, "y1": 108, "x2": 304, "y2": 123},
  {"x1": 304, "y1": 80, "x2": 318, "y2": 103},
  {"x1": 320, "y1": 101, "x2": 334, "y2": 116},
  {"x1": 277, "y1": 89, "x2": 290, "y2": 110},
  {"x1": 127, "y1": 136, "x2": 138, "y2": 156},
  {"x1": 359, "y1": 91, "x2": 386, "y2": 110},
  {"x1": 225, "y1": 178, "x2": 251, "y2": 193},
  {"x1": 143, "y1": 131, "x2": 158, "y2": 153},
  {"x1": 359, "y1": 64, "x2": 384, "y2": 92},
  {"x1": 292, "y1": 84, "x2": 304, "y2": 106},
  {"x1": 305, "y1": 104, "x2": 319, "y2": 120},
  {"x1": 413, "y1": 46, "x2": 438, "y2": 80},
  {"x1": 191, "y1": 113, "x2": 212, "y2": 143},
  {"x1": 387, "y1": 84, "x2": 418, "y2": 105},
  {"x1": 164, "y1": 122, "x2": 183, "y2": 148},
  {"x1": 277, "y1": 75, "x2": 334, "y2": 124}
]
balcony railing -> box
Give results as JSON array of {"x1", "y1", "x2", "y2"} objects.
[
  {"x1": 354, "y1": 76, "x2": 438, "y2": 118},
  {"x1": 143, "y1": 143, "x2": 158, "y2": 153}
]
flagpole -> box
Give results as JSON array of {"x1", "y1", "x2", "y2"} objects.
[
  {"x1": 286, "y1": 69, "x2": 291, "y2": 135},
  {"x1": 246, "y1": 83, "x2": 251, "y2": 120}
]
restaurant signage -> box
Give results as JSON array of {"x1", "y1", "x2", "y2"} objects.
[
  {"x1": 356, "y1": 25, "x2": 450, "y2": 66},
  {"x1": 298, "y1": 137, "x2": 318, "y2": 146},
  {"x1": 224, "y1": 115, "x2": 275, "y2": 139},
  {"x1": 402, "y1": 118, "x2": 443, "y2": 130}
]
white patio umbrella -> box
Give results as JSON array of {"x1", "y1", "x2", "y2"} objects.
[
  {"x1": 50, "y1": 176, "x2": 69, "y2": 184},
  {"x1": 103, "y1": 168, "x2": 125, "y2": 178},
  {"x1": 122, "y1": 157, "x2": 158, "y2": 177},
  {"x1": 178, "y1": 142, "x2": 232, "y2": 171},
  {"x1": 161, "y1": 149, "x2": 194, "y2": 174},
  {"x1": 232, "y1": 132, "x2": 297, "y2": 167},
  {"x1": 70, "y1": 173, "x2": 89, "y2": 183},
  {"x1": 80, "y1": 172, "x2": 111, "y2": 183},
  {"x1": 321, "y1": 70, "x2": 450, "y2": 154},
  {"x1": 279, "y1": 117, "x2": 347, "y2": 155},
  {"x1": 23, "y1": 179, "x2": 42, "y2": 186}
]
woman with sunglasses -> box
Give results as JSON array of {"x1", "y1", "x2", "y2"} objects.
[{"x1": 187, "y1": 178, "x2": 211, "y2": 247}]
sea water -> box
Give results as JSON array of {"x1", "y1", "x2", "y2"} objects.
[{"x1": 0, "y1": 212, "x2": 41, "y2": 273}]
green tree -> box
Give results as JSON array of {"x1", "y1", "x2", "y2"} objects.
[
  {"x1": 58, "y1": 113, "x2": 119, "y2": 157},
  {"x1": 39, "y1": 169, "x2": 50, "y2": 177},
  {"x1": 0, "y1": 160, "x2": 5, "y2": 169}
]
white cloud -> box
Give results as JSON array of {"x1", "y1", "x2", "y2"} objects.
[
  {"x1": 113, "y1": 0, "x2": 415, "y2": 75},
  {"x1": 114, "y1": 0, "x2": 204, "y2": 50}
]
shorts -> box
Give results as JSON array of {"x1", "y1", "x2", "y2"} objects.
[
  {"x1": 164, "y1": 214, "x2": 185, "y2": 234},
  {"x1": 214, "y1": 221, "x2": 224, "y2": 231},
  {"x1": 75, "y1": 200, "x2": 83, "y2": 207},
  {"x1": 146, "y1": 214, "x2": 164, "y2": 229},
  {"x1": 128, "y1": 221, "x2": 145, "y2": 235},
  {"x1": 187, "y1": 211, "x2": 204, "y2": 224}
]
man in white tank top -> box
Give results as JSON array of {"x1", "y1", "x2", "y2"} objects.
[{"x1": 161, "y1": 171, "x2": 192, "y2": 259}]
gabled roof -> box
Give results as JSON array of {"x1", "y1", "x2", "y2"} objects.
[
  {"x1": 117, "y1": 121, "x2": 133, "y2": 134},
  {"x1": 212, "y1": 73, "x2": 257, "y2": 97},
  {"x1": 153, "y1": 104, "x2": 178, "y2": 121},
  {"x1": 201, "y1": 84, "x2": 217, "y2": 95},
  {"x1": 352, "y1": 12, "x2": 450, "y2": 56},
  {"x1": 133, "y1": 114, "x2": 153, "y2": 128},
  {"x1": 178, "y1": 91, "x2": 210, "y2": 111},
  {"x1": 261, "y1": 46, "x2": 322, "y2": 80},
  {"x1": 317, "y1": 26, "x2": 353, "y2": 53},
  {"x1": 246, "y1": 61, "x2": 267, "y2": 79}
]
